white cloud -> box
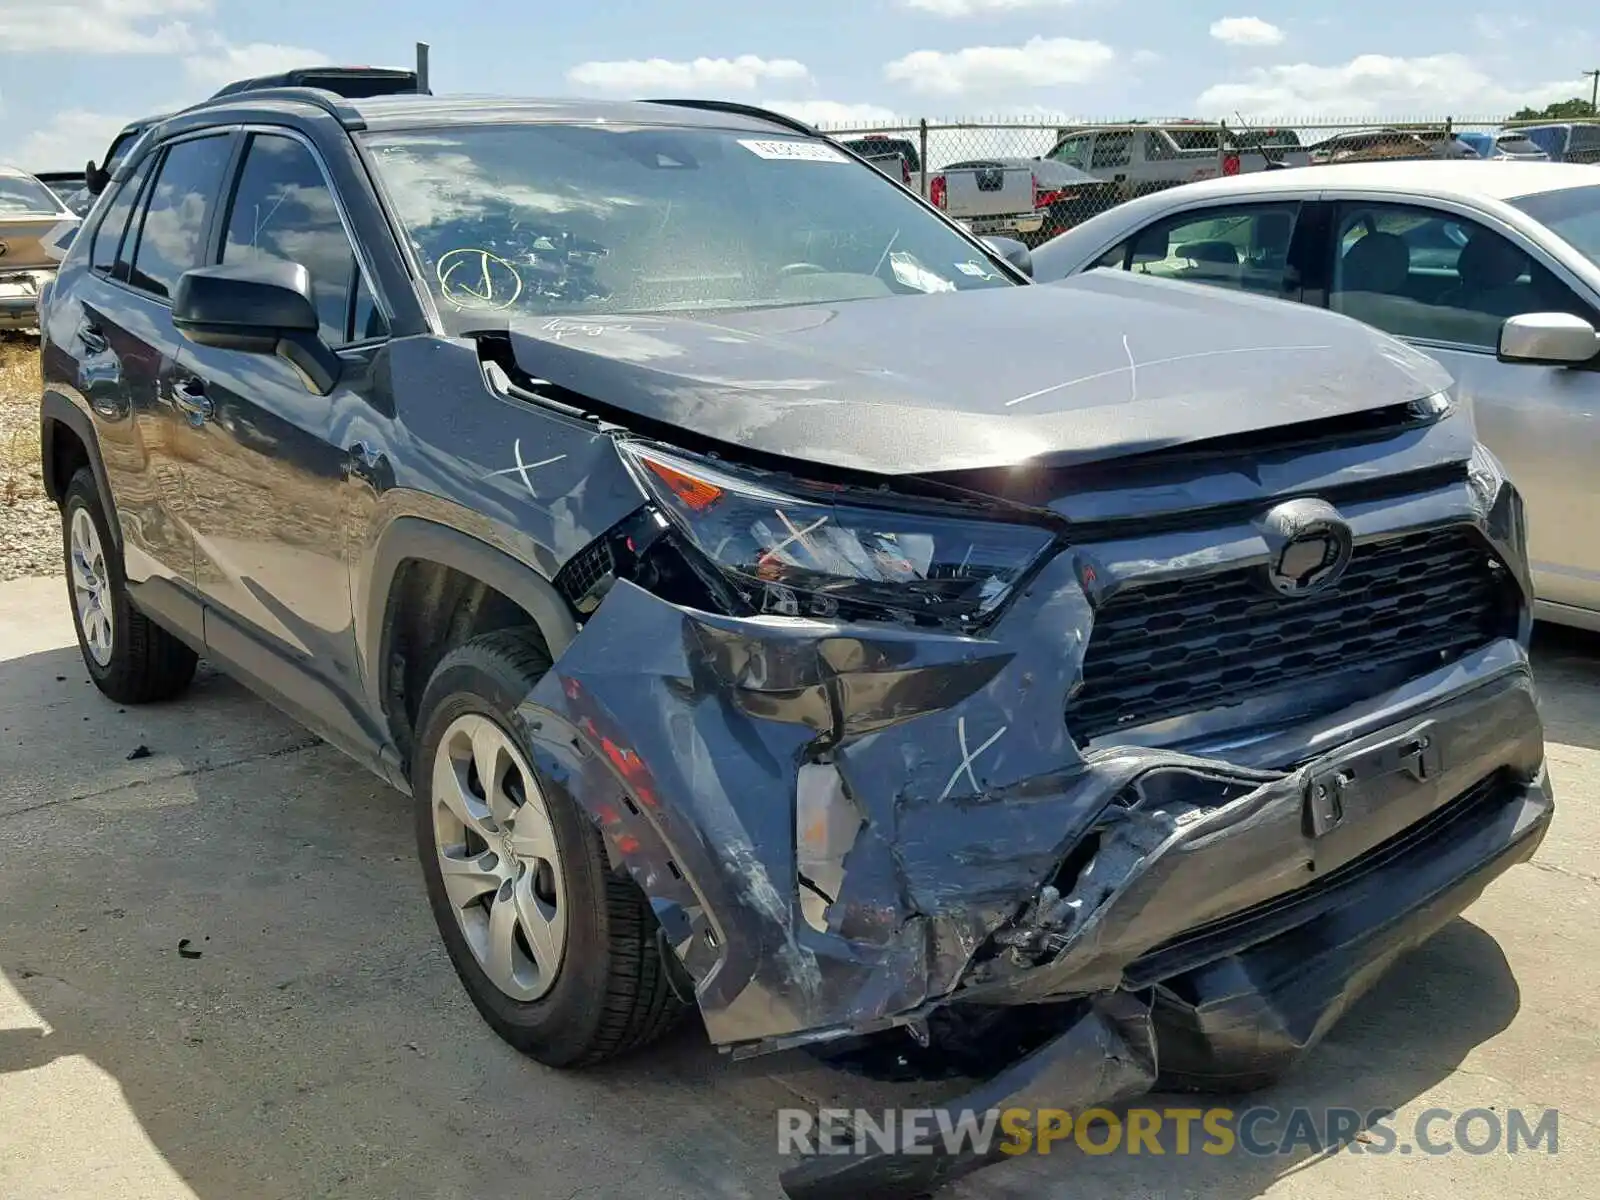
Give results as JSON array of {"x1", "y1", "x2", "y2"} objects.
[
  {"x1": 764, "y1": 100, "x2": 904, "y2": 129},
  {"x1": 1209, "y1": 17, "x2": 1285, "y2": 47},
  {"x1": 901, "y1": 0, "x2": 1078, "y2": 15},
  {"x1": 182, "y1": 40, "x2": 329, "y2": 88},
  {"x1": 884, "y1": 37, "x2": 1116, "y2": 96},
  {"x1": 0, "y1": 0, "x2": 207, "y2": 55},
  {"x1": 1470, "y1": 15, "x2": 1532, "y2": 40},
  {"x1": 1198, "y1": 53, "x2": 1579, "y2": 118},
  {"x1": 10, "y1": 109, "x2": 135, "y2": 171},
  {"x1": 566, "y1": 55, "x2": 810, "y2": 94}
]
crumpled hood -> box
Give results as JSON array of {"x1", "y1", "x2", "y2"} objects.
[{"x1": 500, "y1": 269, "x2": 1453, "y2": 476}]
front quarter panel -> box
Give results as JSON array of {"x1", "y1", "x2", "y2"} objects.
[{"x1": 348, "y1": 336, "x2": 649, "y2": 725}]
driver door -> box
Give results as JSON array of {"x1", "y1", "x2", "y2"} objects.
[{"x1": 171, "y1": 128, "x2": 391, "y2": 757}]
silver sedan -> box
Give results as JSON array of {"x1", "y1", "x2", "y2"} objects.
[
  {"x1": 1, "y1": 165, "x2": 80, "y2": 332},
  {"x1": 1031, "y1": 161, "x2": 1600, "y2": 631}
]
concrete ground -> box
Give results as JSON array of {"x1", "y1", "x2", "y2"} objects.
[{"x1": 0, "y1": 572, "x2": 1595, "y2": 1199}]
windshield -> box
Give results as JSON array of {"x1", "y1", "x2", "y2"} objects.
[
  {"x1": 1510, "y1": 185, "x2": 1600, "y2": 267},
  {"x1": 0, "y1": 174, "x2": 62, "y2": 215},
  {"x1": 1496, "y1": 135, "x2": 1545, "y2": 156},
  {"x1": 360, "y1": 123, "x2": 1014, "y2": 325},
  {"x1": 103, "y1": 131, "x2": 138, "y2": 174}
]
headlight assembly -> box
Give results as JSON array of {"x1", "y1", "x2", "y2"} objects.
[{"x1": 618, "y1": 442, "x2": 1056, "y2": 628}]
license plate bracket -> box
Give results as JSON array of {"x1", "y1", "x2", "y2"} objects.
[{"x1": 1303, "y1": 720, "x2": 1443, "y2": 839}]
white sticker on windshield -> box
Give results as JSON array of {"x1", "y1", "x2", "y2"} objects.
[
  {"x1": 738, "y1": 139, "x2": 849, "y2": 163},
  {"x1": 889, "y1": 251, "x2": 956, "y2": 294},
  {"x1": 954, "y1": 261, "x2": 991, "y2": 277}
]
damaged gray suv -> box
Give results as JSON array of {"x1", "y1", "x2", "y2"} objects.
[{"x1": 37, "y1": 89, "x2": 1552, "y2": 1198}]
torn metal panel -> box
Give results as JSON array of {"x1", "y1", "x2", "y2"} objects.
[
  {"x1": 1151, "y1": 767, "x2": 1551, "y2": 1090},
  {"x1": 776, "y1": 766, "x2": 1552, "y2": 1198},
  {"x1": 779, "y1": 993, "x2": 1159, "y2": 1200},
  {"x1": 507, "y1": 438, "x2": 1543, "y2": 1058}
]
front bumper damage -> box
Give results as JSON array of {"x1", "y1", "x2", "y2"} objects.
[{"x1": 510, "y1": 466, "x2": 1552, "y2": 1198}]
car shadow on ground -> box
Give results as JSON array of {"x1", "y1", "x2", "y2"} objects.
[
  {"x1": 0, "y1": 638, "x2": 1529, "y2": 1200},
  {"x1": 1529, "y1": 622, "x2": 1600, "y2": 752},
  {"x1": 944, "y1": 916, "x2": 1521, "y2": 1197}
]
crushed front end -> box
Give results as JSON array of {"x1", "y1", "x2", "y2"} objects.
[{"x1": 511, "y1": 400, "x2": 1552, "y2": 1198}]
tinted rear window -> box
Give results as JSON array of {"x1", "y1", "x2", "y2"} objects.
[
  {"x1": 1230, "y1": 129, "x2": 1302, "y2": 149},
  {"x1": 90, "y1": 155, "x2": 154, "y2": 272},
  {"x1": 1496, "y1": 136, "x2": 1545, "y2": 155},
  {"x1": 1168, "y1": 128, "x2": 1223, "y2": 151},
  {"x1": 127, "y1": 135, "x2": 235, "y2": 300}
]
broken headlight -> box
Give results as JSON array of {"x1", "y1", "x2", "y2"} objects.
[{"x1": 619, "y1": 443, "x2": 1055, "y2": 626}]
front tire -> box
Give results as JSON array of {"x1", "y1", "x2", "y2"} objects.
[
  {"x1": 413, "y1": 628, "x2": 685, "y2": 1066},
  {"x1": 61, "y1": 468, "x2": 198, "y2": 704}
]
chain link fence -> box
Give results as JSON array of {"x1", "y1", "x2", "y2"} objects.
[{"x1": 819, "y1": 117, "x2": 1592, "y2": 246}]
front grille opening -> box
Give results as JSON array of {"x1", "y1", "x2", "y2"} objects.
[
  {"x1": 1066, "y1": 526, "x2": 1518, "y2": 743},
  {"x1": 554, "y1": 538, "x2": 615, "y2": 612}
]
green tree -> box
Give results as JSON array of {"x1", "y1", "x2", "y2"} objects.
[{"x1": 1510, "y1": 97, "x2": 1597, "y2": 121}]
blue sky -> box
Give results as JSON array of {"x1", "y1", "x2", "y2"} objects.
[{"x1": 2, "y1": 1, "x2": 1597, "y2": 172}]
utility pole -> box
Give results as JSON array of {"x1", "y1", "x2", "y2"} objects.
[{"x1": 1586, "y1": 68, "x2": 1600, "y2": 116}]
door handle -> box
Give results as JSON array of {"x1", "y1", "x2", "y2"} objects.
[
  {"x1": 172, "y1": 376, "x2": 213, "y2": 425},
  {"x1": 76, "y1": 321, "x2": 109, "y2": 354}
]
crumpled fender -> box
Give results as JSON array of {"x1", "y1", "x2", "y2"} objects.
[
  {"x1": 512, "y1": 548, "x2": 1121, "y2": 1047},
  {"x1": 505, "y1": 448, "x2": 1536, "y2": 1051}
]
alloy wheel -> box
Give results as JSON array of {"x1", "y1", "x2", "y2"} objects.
[
  {"x1": 70, "y1": 506, "x2": 114, "y2": 667},
  {"x1": 430, "y1": 713, "x2": 568, "y2": 1002}
]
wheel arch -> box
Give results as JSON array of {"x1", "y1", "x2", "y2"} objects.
[
  {"x1": 39, "y1": 389, "x2": 122, "y2": 552},
  {"x1": 363, "y1": 516, "x2": 580, "y2": 777}
]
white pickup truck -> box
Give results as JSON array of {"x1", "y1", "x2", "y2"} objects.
[
  {"x1": 929, "y1": 158, "x2": 1119, "y2": 246},
  {"x1": 1045, "y1": 122, "x2": 1310, "y2": 200},
  {"x1": 930, "y1": 162, "x2": 1042, "y2": 239}
]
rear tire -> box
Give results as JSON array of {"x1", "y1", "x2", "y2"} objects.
[
  {"x1": 61, "y1": 468, "x2": 198, "y2": 704},
  {"x1": 413, "y1": 627, "x2": 685, "y2": 1066}
]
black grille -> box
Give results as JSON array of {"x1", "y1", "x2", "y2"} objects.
[{"x1": 1065, "y1": 526, "x2": 1512, "y2": 741}]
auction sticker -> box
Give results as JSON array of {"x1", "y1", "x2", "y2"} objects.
[{"x1": 739, "y1": 139, "x2": 849, "y2": 163}]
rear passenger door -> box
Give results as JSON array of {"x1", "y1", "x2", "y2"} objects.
[
  {"x1": 170, "y1": 128, "x2": 391, "y2": 759},
  {"x1": 71, "y1": 131, "x2": 237, "y2": 640},
  {"x1": 1320, "y1": 199, "x2": 1600, "y2": 613}
]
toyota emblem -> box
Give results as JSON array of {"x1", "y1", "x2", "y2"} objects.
[{"x1": 1258, "y1": 498, "x2": 1354, "y2": 597}]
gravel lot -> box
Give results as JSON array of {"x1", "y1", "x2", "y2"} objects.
[{"x1": 0, "y1": 334, "x2": 57, "y2": 583}]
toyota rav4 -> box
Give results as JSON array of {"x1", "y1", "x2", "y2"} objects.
[{"x1": 36, "y1": 88, "x2": 1552, "y2": 1199}]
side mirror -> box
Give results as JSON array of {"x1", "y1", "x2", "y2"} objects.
[
  {"x1": 84, "y1": 159, "x2": 109, "y2": 196},
  {"x1": 983, "y1": 236, "x2": 1033, "y2": 278},
  {"x1": 1497, "y1": 312, "x2": 1600, "y2": 366},
  {"x1": 173, "y1": 260, "x2": 340, "y2": 394}
]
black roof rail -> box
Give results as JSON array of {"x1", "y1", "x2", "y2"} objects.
[
  {"x1": 175, "y1": 86, "x2": 369, "y2": 129},
  {"x1": 641, "y1": 98, "x2": 819, "y2": 138}
]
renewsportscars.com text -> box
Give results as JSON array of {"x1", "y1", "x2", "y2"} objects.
[{"x1": 778, "y1": 1105, "x2": 1561, "y2": 1159}]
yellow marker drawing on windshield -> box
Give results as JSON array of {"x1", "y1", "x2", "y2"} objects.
[{"x1": 437, "y1": 247, "x2": 524, "y2": 310}]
